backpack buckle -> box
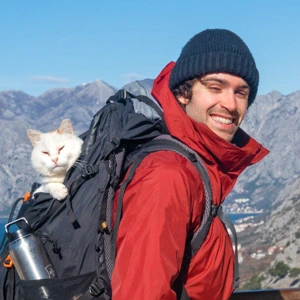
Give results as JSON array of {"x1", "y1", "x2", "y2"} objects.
[
  {"x1": 89, "y1": 280, "x2": 105, "y2": 297},
  {"x1": 211, "y1": 204, "x2": 219, "y2": 217},
  {"x1": 81, "y1": 165, "x2": 95, "y2": 178},
  {"x1": 118, "y1": 89, "x2": 127, "y2": 100}
]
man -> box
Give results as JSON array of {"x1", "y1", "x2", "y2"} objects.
[{"x1": 111, "y1": 29, "x2": 269, "y2": 299}]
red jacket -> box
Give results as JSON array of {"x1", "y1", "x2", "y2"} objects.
[{"x1": 111, "y1": 62, "x2": 269, "y2": 299}]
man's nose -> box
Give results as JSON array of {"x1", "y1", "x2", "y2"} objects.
[{"x1": 220, "y1": 90, "x2": 237, "y2": 111}]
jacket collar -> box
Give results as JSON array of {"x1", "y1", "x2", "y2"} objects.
[{"x1": 151, "y1": 62, "x2": 269, "y2": 202}]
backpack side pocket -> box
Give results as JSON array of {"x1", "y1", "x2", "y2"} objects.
[{"x1": 18, "y1": 271, "x2": 97, "y2": 300}]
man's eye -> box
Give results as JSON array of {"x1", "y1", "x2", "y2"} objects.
[
  {"x1": 236, "y1": 90, "x2": 248, "y2": 98},
  {"x1": 209, "y1": 86, "x2": 221, "y2": 92}
]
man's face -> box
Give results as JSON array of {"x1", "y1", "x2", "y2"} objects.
[{"x1": 177, "y1": 73, "x2": 250, "y2": 142}]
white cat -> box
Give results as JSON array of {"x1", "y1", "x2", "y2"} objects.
[{"x1": 27, "y1": 119, "x2": 83, "y2": 201}]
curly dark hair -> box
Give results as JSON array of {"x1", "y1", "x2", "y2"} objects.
[{"x1": 171, "y1": 77, "x2": 199, "y2": 101}]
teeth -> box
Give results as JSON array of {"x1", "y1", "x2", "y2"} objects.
[{"x1": 211, "y1": 116, "x2": 232, "y2": 124}]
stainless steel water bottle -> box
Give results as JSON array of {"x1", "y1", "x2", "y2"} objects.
[{"x1": 5, "y1": 217, "x2": 57, "y2": 280}]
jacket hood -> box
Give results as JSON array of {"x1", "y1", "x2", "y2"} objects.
[{"x1": 151, "y1": 62, "x2": 269, "y2": 203}]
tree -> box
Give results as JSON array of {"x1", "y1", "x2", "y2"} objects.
[
  {"x1": 269, "y1": 261, "x2": 290, "y2": 278},
  {"x1": 290, "y1": 268, "x2": 300, "y2": 278},
  {"x1": 242, "y1": 275, "x2": 265, "y2": 290}
]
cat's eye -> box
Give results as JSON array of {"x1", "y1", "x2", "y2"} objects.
[
  {"x1": 43, "y1": 152, "x2": 49, "y2": 156},
  {"x1": 58, "y1": 146, "x2": 65, "y2": 153}
]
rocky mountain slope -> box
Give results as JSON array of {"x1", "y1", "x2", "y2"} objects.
[
  {"x1": 259, "y1": 175, "x2": 300, "y2": 289},
  {"x1": 237, "y1": 175, "x2": 300, "y2": 289},
  {"x1": 227, "y1": 90, "x2": 300, "y2": 210}
]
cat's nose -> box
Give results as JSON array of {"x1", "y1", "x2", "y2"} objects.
[{"x1": 52, "y1": 157, "x2": 58, "y2": 165}]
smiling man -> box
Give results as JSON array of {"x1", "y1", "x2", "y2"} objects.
[{"x1": 112, "y1": 29, "x2": 269, "y2": 300}]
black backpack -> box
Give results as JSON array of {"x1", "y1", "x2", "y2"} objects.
[{"x1": 0, "y1": 89, "x2": 239, "y2": 300}]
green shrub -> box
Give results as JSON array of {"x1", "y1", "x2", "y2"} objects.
[
  {"x1": 269, "y1": 261, "x2": 290, "y2": 278},
  {"x1": 242, "y1": 275, "x2": 265, "y2": 290},
  {"x1": 295, "y1": 230, "x2": 300, "y2": 239},
  {"x1": 290, "y1": 268, "x2": 300, "y2": 278}
]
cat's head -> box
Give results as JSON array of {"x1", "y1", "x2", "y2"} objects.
[{"x1": 27, "y1": 119, "x2": 83, "y2": 177}]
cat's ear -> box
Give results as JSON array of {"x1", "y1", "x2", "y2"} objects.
[
  {"x1": 59, "y1": 119, "x2": 74, "y2": 134},
  {"x1": 27, "y1": 129, "x2": 41, "y2": 146}
]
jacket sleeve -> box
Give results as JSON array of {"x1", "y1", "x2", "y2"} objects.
[{"x1": 111, "y1": 151, "x2": 204, "y2": 300}]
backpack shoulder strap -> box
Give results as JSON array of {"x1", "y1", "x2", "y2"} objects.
[{"x1": 112, "y1": 134, "x2": 213, "y2": 262}]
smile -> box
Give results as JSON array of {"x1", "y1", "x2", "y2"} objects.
[{"x1": 211, "y1": 115, "x2": 233, "y2": 125}]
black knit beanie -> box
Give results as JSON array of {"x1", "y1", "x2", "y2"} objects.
[{"x1": 169, "y1": 29, "x2": 259, "y2": 106}]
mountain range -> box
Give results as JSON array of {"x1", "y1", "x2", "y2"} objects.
[{"x1": 1, "y1": 79, "x2": 299, "y2": 212}]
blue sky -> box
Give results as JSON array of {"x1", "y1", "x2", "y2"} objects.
[{"x1": 0, "y1": 0, "x2": 299, "y2": 97}]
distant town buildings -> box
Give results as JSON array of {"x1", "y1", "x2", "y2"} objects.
[
  {"x1": 235, "y1": 220, "x2": 264, "y2": 233},
  {"x1": 223, "y1": 198, "x2": 264, "y2": 215},
  {"x1": 249, "y1": 245, "x2": 285, "y2": 260}
]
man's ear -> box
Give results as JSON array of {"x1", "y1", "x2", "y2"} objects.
[{"x1": 177, "y1": 96, "x2": 190, "y2": 105}]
